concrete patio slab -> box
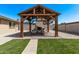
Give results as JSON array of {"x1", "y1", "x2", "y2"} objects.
[
  {"x1": 0, "y1": 29, "x2": 19, "y2": 45},
  {"x1": 50, "y1": 30, "x2": 79, "y2": 39},
  {"x1": 0, "y1": 29, "x2": 79, "y2": 45},
  {"x1": 0, "y1": 37, "x2": 13, "y2": 45}
]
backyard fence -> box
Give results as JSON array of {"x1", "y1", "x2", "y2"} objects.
[{"x1": 58, "y1": 22, "x2": 79, "y2": 35}]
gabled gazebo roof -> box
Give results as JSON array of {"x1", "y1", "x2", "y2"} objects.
[{"x1": 18, "y1": 5, "x2": 60, "y2": 15}]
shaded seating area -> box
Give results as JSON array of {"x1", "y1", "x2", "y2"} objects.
[{"x1": 31, "y1": 26, "x2": 44, "y2": 35}]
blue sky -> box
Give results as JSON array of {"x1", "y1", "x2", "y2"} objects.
[{"x1": 0, "y1": 4, "x2": 79, "y2": 24}]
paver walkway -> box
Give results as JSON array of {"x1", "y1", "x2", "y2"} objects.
[{"x1": 22, "y1": 39, "x2": 38, "y2": 54}]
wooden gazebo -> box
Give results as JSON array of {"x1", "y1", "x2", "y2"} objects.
[{"x1": 18, "y1": 5, "x2": 60, "y2": 37}]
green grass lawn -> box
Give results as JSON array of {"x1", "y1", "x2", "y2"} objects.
[
  {"x1": 37, "y1": 39, "x2": 79, "y2": 54},
  {"x1": 0, "y1": 39, "x2": 30, "y2": 54}
]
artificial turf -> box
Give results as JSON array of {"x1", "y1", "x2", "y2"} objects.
[
  {"x1": 37, "y1": 39, "x2": 79, "y2": 54},
  {"x1": 0, "y1": 39, "x2": 30, "y2": 54}
]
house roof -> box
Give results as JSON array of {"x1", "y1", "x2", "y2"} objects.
[{"x1": 0, "y1": 15, "x2": 18, "y2": 23}]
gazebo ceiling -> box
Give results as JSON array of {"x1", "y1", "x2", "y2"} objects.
[{"x1": 18, "y1": 5, "x2": 60, "y2": 15}]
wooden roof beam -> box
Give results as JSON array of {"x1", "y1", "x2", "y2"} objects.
[{"x1": 20, "y1": 14, "x2": 57, "y2": 17}]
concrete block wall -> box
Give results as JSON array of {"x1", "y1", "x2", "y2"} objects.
[{"x1": 58, "y1": 22, "x2": 79, "y2": 35}]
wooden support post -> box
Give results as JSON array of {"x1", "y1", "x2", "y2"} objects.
[
  {"x1": 0, "y1": 19, "x2": 1, "y2": 24},
  {"x1": 20, "y1": 17, "x2": 24, "y2": 37},
  {"x1": 55, "y1": 16, "x2": 58, "y2": 37},
  {"x1": 47, "y1": 20, "x2": 49, "y2": 32}
]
